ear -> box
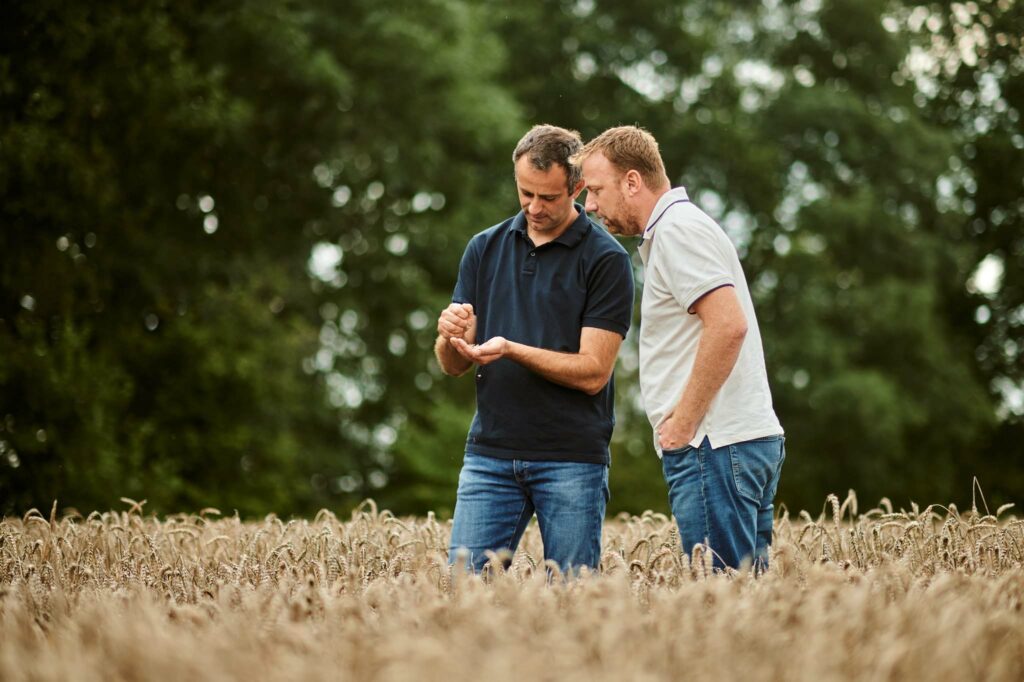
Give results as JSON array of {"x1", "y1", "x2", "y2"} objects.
[
  {"x1": 570, "y1": 179, "x2": 586, "y2": 199},
  {"x1": 624, "y1": 169, "x2": 643, "y2": 196}
]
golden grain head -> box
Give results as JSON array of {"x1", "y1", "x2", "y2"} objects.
[{"x1": 0, "y1": 494, "x2": 1022, "y2": 681}]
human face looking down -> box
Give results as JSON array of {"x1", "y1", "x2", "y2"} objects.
[
  {"x1": 581, "y1": 152, "x2": 645, "y2": 237},
  {"x1": 514, "y1": 155, "x2": 583, "y2": 243}
]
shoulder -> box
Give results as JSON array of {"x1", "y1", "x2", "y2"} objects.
[
  {"x1": 581, "y1": 221, "x2": 633, "y2": 286},
  {"x1": 583, "y1": 219, "x2": 630, "y2": 257},
  {"x1": 674, "y1": 201, "x2": 724, "y2": 233},
  {"x1": 660, "y1": 203, "x2": 730, "y2": 247},
  {"x1": 464, "y1": 215, "x2": 518, "y2": 253}
]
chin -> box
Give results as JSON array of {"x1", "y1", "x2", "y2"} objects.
[{"x1": 620, "y1": 219, "x2": 641, "y2": 236}]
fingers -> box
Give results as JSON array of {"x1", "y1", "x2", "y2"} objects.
[
  {"x1": 657, "y1": 414, "x2": 676, "y2": 449},
  {"x1": 449, "y1": 338, "x2": 473, "y2": 361},
  {"x1": 472, "y1": 339, "x2": 506, "y2": 366},
  {"x1": 443, "y1": 310, "x2": 470, "y2": 328},
  {"x1": 450, "y1": 337, "x2": 505, "y2": 365},
  {"x1": 438, "y1": 303, "x2": 474, "y2": 340},
  {"x1": 439, "y1": 319, "x2": 467, "y2": 339},
  {"x1": 474, "y1": 338, "x2": 499, "y2": 353}
]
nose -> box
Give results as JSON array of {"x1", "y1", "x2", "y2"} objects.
[
  {"x1": 527, "y1": 198, "x2": 543, "y2": 215},
  {"x1": 584, "y1": 193, "x2": 597, "y2": 213}
]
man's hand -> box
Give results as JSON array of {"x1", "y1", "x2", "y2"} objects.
[
  {"x1": 451, "y1": 328, "x2": 621, "y2": 394},
  {"x1": 437, "y1": 303, "x2": 476, "y2": 343},
  {"x1": 434, "y1": 303, "x2": 477, "y2": 376},
  {"x1": 657, "y1": 411, "x2": 697, "y2": 451},
  {"x1": 450, "y1": 336, "x2": 509, "y2": 365}
]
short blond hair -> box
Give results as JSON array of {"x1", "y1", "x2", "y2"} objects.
[{"x1": 573, "y1": 126, "x2": 669, "y2": 191}]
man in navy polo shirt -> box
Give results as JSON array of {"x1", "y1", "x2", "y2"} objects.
[{"x1": 434, "y1": 124, "x2": 634, "y2": 574}]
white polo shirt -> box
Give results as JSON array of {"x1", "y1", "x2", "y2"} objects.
[{"x1": 638, "y1": 188, "x2": 782, "y2": 455}]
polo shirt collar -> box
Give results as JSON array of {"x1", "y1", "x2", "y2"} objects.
[
  {"x1": 510, "y1": 204, "x2": 592, "y2": 248},
  {"x1": 642, "y1": 187, "x2": 689, "y2": 241}
]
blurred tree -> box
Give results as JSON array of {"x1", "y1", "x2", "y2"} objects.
[
  {"x1": 915, "y1": 0, "x2": 1024, "y2": 505},
  {"x1": 744, "y1": 0, "x2": 998, "y2": 509},
  {"x1": 486, "y1": 0, "x2": 1016, "y2": 512},
  {"x1": 0, "y1": 0, "x2": 518, "y2": 515},
  {"x1": 1, "y1": 0, "x2": 1019, "y2": 518}
]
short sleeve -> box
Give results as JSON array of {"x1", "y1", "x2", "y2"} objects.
[
  {"x1": 656, "y1": 214, "x2": 734, "y2": 313},
  {"x1": 581, "y1": 250, "x2": 634, "y2": 338},
  {"x1": 452, "y1": 236, "x2": 480, "y2": 308}
]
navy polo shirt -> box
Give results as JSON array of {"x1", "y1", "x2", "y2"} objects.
[{"x1": 452, "y1": 205, "x2": 634, "y2": 464}]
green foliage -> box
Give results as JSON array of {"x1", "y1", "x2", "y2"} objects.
[
  {"x1": 0, "y1": 0, "x2": 518, "y2": 515},
  {"x1": 485, "y1": 0, "x2": 1017, "y2": 511},
  {"x1": 1, "y1": 0, "x2": 1020, "y2": 517}
]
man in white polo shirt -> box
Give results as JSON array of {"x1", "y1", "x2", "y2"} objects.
[{"x1": 574, "y1": 126, "x2": 785, "y2": 571}]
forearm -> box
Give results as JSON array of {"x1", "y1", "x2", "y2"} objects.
[
  {"x1": 435, "y1": 335, "x2": 472, "y2": 376},
  {"x1": 672, "y1": 325, "x2": 746, "y2": 429},
  {"x1": 505, "y1": 342, "x2": 609, "y2": 395}
]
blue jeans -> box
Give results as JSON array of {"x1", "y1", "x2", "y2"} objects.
[
  {"x1": 662, "y1": 435, "x2": 785, "y2": 571},
  {"x1": 449, "y1": 452, "x2": 609, "y2": 574}
]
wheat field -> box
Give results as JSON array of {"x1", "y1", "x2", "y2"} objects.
[{"x1": 1, "y1": 493, "x2": 1022, "y2": 681}]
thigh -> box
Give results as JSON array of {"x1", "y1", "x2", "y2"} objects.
[
  {"x1": 702, "y1": 436, "x2": 785, "y2": 569},
  {"x1": 661, "y1": 444, "x2": 707, "y2": 553},
  {"x1": 729, "y1": 435, "x2": 785, "y2": 506},
  {"x1": 755, "y1": 438, "x2": 787, "y2": 558},
  {"x1": 527, "y1": 460, "x2": 609, "y2": 573},
  {"x1": 449, "y1": 453, "x2": 534, "y2": 571}
]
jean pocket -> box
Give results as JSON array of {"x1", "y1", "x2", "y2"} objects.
[
  {"x1": 729, "y1": 438, "x2": 782, "y2": 503},
  {"x1": 661, "y1": 444, "x2": 698, "y2": 488}
]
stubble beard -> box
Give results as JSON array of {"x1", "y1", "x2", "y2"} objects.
[
  {"x1": 604, "y1": 209, "x2": 644, "y2": 237},
  {"x1": 626, "y1": 212, "x2": 645, "y2": 237}
]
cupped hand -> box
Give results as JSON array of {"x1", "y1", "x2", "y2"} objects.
[{"x1": 450, "y1": 336, "x2": 509, "y2": 365}]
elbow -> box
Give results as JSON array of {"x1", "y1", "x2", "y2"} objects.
[
  {"x1": 708, "y1": 319, "x2": 747, "y2": 355},
  {"x1": 706, "y1": 313, "x2": 748, "y2": 345},
  {"x1": 581, "y1": 373, "x2": 612, "y2": 396},
  {"x1": 726, "y1": 324, "x2": 748, "y2": 355},
  {"x1": 724, "y1": 319, "x2": 748, "y2": 346}
]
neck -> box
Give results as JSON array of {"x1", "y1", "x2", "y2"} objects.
[{"x1": 639, "y1": 186, "x2": 672, "y2": 230}]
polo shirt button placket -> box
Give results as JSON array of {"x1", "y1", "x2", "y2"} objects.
[{"x1": 522, "y1": 249, "x2": 538, "y2": 275}]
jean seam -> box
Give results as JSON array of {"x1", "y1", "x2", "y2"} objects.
[
  {"x1": 698, "y1": 446, "x2": 710, "y2": 546},
  {"x1": 729, "y1": 444, "x2": 751, "y2": 501},
  {"x1": 503, "y1": 496, "x2": 532, "y2": 554}
]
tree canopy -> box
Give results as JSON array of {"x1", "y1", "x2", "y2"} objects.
[{"x1": 2, "y1": 0, "x2": 1021, "y2": 517}]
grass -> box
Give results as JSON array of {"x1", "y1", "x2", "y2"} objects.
[{"x1": 1, "y1": 492, "x2": 1022, "y2": 681}]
